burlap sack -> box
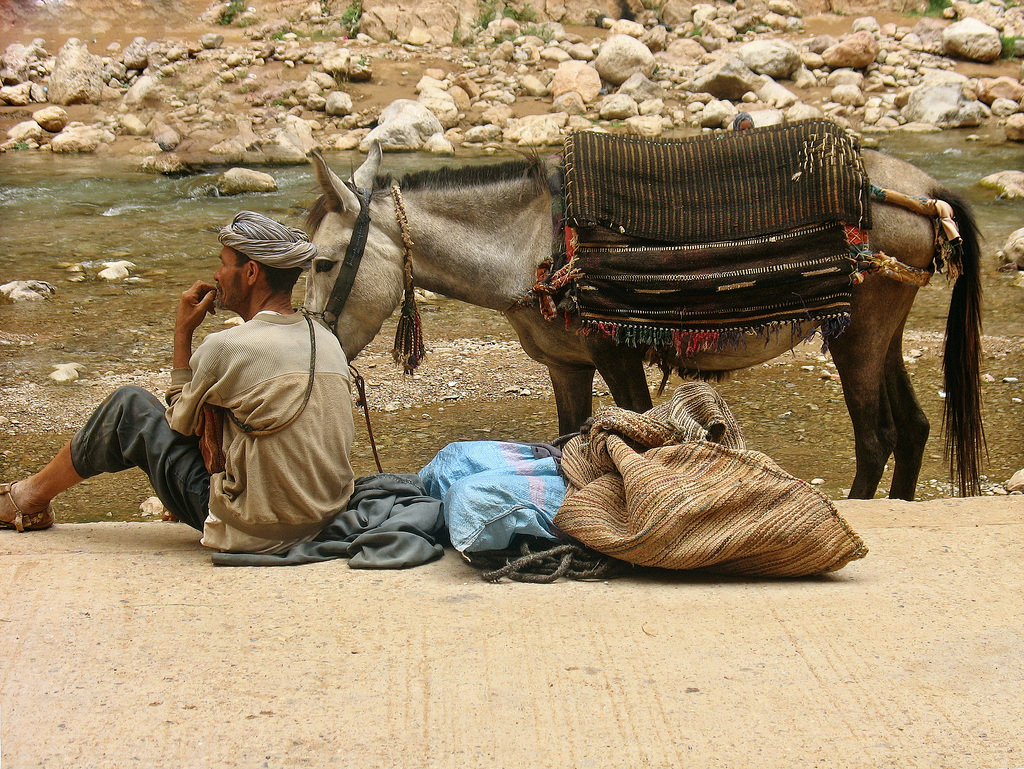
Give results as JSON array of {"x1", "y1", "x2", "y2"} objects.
[{"x1": 555, "y1": 384, "x2": 867, "y2": 577}]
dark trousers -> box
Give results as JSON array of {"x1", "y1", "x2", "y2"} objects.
[{"x1": 69, "y1": 386, "x2": 210, "y2": 531}]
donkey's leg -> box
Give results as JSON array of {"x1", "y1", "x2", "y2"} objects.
[
  {"x1": 548, "y1": 365, "x2": 597, "y2": 437},
  {"x1": 884, "y1": 327, "x2": 930, "y2": 501},
  {"x1": 829, "y1": 323, "x2": 898, "y2": 499},
  {"x1": 504, "y1": 308, "x2": 599, "y2": 436},
  {"x1": 584, "y1": 337, "x2": 654, "y2": 414}
]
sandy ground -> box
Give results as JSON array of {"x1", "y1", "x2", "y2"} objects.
[{"x1": 0, "y1": 495, "x2": 1022, "y2": 767}]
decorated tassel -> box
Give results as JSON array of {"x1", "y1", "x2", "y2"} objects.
[
  {"x1": 390, "y1": 185, "x2": 426, "y2": 374},
  {"x1": 393, "y1": 286, "x2": 425, "y2": 373}
]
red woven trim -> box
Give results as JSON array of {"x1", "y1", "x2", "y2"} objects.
[{"x1": 844, "y1": 224, "x2": 869, "y2": 246}]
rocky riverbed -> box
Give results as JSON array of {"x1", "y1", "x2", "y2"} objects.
[{"x1": 1, "y1": 0, "x2": 1024, "y2": 164}]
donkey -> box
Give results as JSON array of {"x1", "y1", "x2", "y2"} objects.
[{"x1": 303, "y1": 140, "x2": 983, "y2": 500}]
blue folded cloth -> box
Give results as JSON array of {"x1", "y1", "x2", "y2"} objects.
[{"x1": 419, "y1": 441, "x2": 566, "y2": 553}]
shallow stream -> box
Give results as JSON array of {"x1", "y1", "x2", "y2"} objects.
[{"x1": 1, "y1": 130, "x2": 1022, "y2": 522}]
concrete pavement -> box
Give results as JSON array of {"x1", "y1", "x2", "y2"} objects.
[{"x1": 1, "y1": 496, "x2": 1022, "y2": 768}]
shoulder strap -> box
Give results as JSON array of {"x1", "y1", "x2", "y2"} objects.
[{"x1": 228, "y1": 313, "x2": 317, "y2": 437}]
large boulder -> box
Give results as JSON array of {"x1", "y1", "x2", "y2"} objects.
[
  {"x1": 217, "y1": 168, "x2": 278, "y2": 195},
  {"x1": 207, "y1": 138, "x2": 246, "y2": 161},
  {"x1": 7, "y1": 120, "x2": 44, "y2": 143},
  {"x1": 120, "y1": 114, "x2": 149, "y2": 136},
  {"x1": 998, "y1": 227, "x2": 1024, "y2": 270},
  {"x1": 268, "y1": 115, "x2": 317, "y2": 160},
  {"x1": 140, "y1": 153, "x2": 193, "y2": 175},
  {"x1": 991, "y1": 98, "x2": 1020, "y2": 117},
  {"x1": 594, "y1": 35, "x2": 656, "y2": 86},
  {"x1": 1005, "y1": 113, "x2": 1024, "y2": 142},
  {"x1": 359, "y1": 0, "x2": 462, "y2": 46},
  {"x1": 608, "y1": 18, "x2": 646, "y2": 38},
  {"x1": 199, "y1": 33, "x2": 224, "y2": 50},
  {"x1": 32, "y1": 106, "x2": 69, "y2": 132},
  {"x1": 49, "y1": 123, "x2": 115, "y2": 152},
  {"x1": 121, "y1": 37, "x2": 149, "y2": 71},
  {"x1": 901, "y1": 83, "x2": 989, "y2": 127},
  {"x1": 757, "y1": 77, "x2": 799, "y2": 108},
  {"x1": 417, "y1": 86, "x2": 460, "y2": 129},
  {"x1": 980, "y1": 170, "x2": 1024, "y2": 198},
  {"x1": 123, "y1": 74, "x2": 158, "y2": 108},
  {"x1": 785, "y1": 102, "x2": 824, "y2": 121},
  {"x1": 599, "y1": 93, "x2": 639, "y2": 119},
  {"x1": 976, "y1": 76, "x2": 1024, "y2": 105},
  {"x1": 822, "y1": 31, "x2": 880, "y2": 69},
  {"x1": 696, "y1": 99, "x2": 739, "y2": 129},
  {"x1": 691, "y1": 56, "x2": 763, "y2": 101},
  {"x1": 661, "y1": 0, "x2": 693, "y2": 28},
  {"x1": 624, "y1": 115, "x2": 664, "y2": 137},
  {"x1": 942, "y1": 17, "x2": 1002, "y2": 63},
  {"x1": 325, "y1": 91, "x2": 353, "y2": 116},
  {"x1": 737, "y1": 39, "x2": 801, "y2": 79},
  {"x1": 552, "y1": 91, "x2": 586, "y2": 115},
  {"x1": 831, "y1": 83, "x2": 866, "y2": 107},
  {"x1": 1, "y1": 42, "x2": 38, "y2": 84},
  {"x1": 1007, "y1": 468, "x2": 1024, "y2": 493},
  {"x1": 501, "y1": 112, "x2": 567, "y2": 146},
  {"x1": 551, "y1": 60, "x2": 602, "y2": 103},
  {"x1": 151, "y1": 122, "x2": 180, "y2": 151},
  {"x1": 617, "y1": 72, "x2": 665, "y2": 103},
  {"x1": 950, "y1": 0, "x2": 1004, "y2": 29},
  {"x1": 519, "y1": 74, "x2": 549, "y2": 98},
  {"x1": 0, "y1": 82, "x2": 33, "y2": 106},
  {"x1": 321, "y1": 48, "x2": 352, "y2": 78},
  {"x1": 48, "y1": 39, "x2": 104, "y2": 105},
  {"x1": 1, "y1": 280, "x2": 57, "y2": 302},
  {"x1": 659, "y1": 38, "x2": 707, "y2": 67},
  {"x1": 361, "y1": 98, "x2": 444, "y2": 151},
  {"x1": 827, "y1": 68, "x2": 865, "y2": 88},
  {"x1": 464, "y1": 124, "x2": 502, "y2": 143}
]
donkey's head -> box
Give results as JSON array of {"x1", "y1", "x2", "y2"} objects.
[{"x1": 304, "y1": 143, "x2": 406, "y2": 359}]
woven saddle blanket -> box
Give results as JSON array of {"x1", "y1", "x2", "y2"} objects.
[
  {"x1": 549, "y1": 121, "x2": 872, "y2": 351},
  {"x1": 563, "y1": 119, "x2": 871, "y2": 242}
]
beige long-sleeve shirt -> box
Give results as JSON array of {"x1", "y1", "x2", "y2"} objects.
[{"x1": 166, "y1": 311, "x2": 355, "y2": 553}]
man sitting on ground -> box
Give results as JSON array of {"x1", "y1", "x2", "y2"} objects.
[{"x1": 1, "y1": 211, "x2": 355, "y2": 554}]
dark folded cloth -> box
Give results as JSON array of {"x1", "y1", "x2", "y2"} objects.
[{"x1": 211, "y1": 473, "x2": 446, "y2": 568}]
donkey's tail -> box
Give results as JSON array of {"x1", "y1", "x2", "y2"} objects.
[{"x1": 939, "y1": 189, "x2": 985, "y2": 496}]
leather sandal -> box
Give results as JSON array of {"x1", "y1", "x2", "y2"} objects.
[{"x1": 0, "y1": 482, "x2": 54, "y2": 532}]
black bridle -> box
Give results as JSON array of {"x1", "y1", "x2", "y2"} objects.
[
  {"x1": 306, "y1": 182, "x2": 386, "y2": 473},
  {"x1": 309, "y1": 183, "x2": 373, "y2": 332}
]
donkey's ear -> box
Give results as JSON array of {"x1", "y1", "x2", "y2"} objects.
[
  {"x1": 310, "y1": 150, "x2": 360, "y2": 213},
  {"x1": 351, "y1": 141, "x2": 382, "y2": 191}
]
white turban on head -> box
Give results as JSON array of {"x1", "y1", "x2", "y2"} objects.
[{"x1": 218, "y1": 210, "x2": 318, "y2": 271}]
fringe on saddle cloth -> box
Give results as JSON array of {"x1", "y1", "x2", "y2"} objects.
[
  {"x1": 554, "y1": 382, "x2": 868, "y2": 577},
  {"x1": 536, "y1": 120, "x2": 876, "y2": 359}
]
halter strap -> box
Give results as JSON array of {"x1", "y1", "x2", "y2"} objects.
[{"x1": 321, "y1": 184, "x2": 373, "y2": 331}]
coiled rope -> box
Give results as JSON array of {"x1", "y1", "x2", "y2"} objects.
[{"x1": 467, "y1": 539, "x2": 624, "y2": 583}]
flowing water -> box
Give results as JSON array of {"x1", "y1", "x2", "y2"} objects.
[{"x1": 1, "y1": 131, "x2": 1022, "y2": 522}]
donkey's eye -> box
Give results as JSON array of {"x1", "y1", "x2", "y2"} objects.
[{"x1": 314, "y1": 259, "x2": 337, "y2": 274}]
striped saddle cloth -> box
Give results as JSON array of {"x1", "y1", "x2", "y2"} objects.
[{"x1": 554, "y1": 121, "x2": 872, "y2": 353}]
